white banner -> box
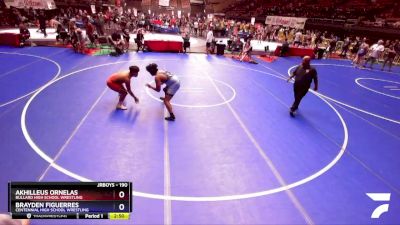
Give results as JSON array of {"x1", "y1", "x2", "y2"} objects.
[
  {"x1": 265, "y1": 16, "x2": 307, "y2": 29},
  {"x1": 159, "y1": 0, "x2": 170, "y2": 7},
  {"x1": 251, "y1": 17, "x2": 255, "y2": 25},
  {"x1": 5, "y1": 0, "x2": 56, "y2": 9},
  {"x1": 90, "y1": 5, "x2": 96, "y2": 14}
]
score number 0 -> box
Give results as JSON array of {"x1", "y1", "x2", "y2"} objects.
[{"x1": 118, "y1": 190, "x2": 126, "y2": 211}]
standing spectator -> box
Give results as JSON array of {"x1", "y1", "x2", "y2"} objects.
[
  {"x1": 94, "y1": 13, "x2": 105, "y2": 36},
  {"x1": 354, "y1": 41, "x2": 369, "y2": 68},
  {"x1": 86, "y1": 21, "x2": 97, "y2": 46},
  {"x1": 121, "y1": 25, "x2": 130, "y2": 50},
  {"x1": 326, "y1": 35, "x2": 337, "y2": 58},
  {"x1": 206, "y1": 29, "x2": 214, "y2": 54},
  {"x1": 193, "y1": 20, "x2": 199, "y2": 37},
  {"x1": 381, "y1": 42, "x2": 397, "y2": 72},
  {"x1": 340, "y1": 37, "x2": 351, "y2": 58},
  {"x1": 38, "y1": 11, "x2": 47, "y2": 37},
  {"x1": 363, "y1": 40, "x2": 384, "y2": 69},
  {"x1": 183, "y1": 32, "x2": 190, "y2": 53}
]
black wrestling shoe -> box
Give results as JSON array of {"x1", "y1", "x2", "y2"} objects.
[
  {"x1": 165, "y1": 116, "x2": 175, "y2": 121},
  {"x1": 289, "y1": 110, "x2": 295, "y2": 117}
]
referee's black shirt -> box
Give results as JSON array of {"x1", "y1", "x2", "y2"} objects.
[{"x1": 292, "y1": 65, "x2": 318, "y2": 88}]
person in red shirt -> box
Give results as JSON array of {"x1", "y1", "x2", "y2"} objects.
[{"x1": 106, "y1": 66, "x2": 140, "y2": 110}]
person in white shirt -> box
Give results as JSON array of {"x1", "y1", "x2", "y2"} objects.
[
  {"x1": 206, "y1": 30, "x2": 214, "y2": 54},
  {"x1": 363, "y1": 40, "x2": 385, "y2": 69},
  {"x1": 294, "y1": 30, "x2": 302, "y2": 46},
  {"x1": 193, "y1": 21, "x2": 199, "y2": 36}
]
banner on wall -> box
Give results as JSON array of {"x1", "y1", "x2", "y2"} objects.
[
  {"x1": 159, "y1": 0, "x2": 169, "y2": 7},
  {"x1": 4, "y1": 0, "x2": 56, "y2": 9},
  {"x1": 251, "y1": 17, "x2": 255, "y2": 25},
  {"x1": 265, "y1": 16, "x2": 307, "y2": 29},
  {"x1": 90, "y1": 5, "x2": 96, "y2": 14}
]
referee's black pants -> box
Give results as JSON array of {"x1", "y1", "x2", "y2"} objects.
[{"x1": 291, "y1": 83, "x2": 310, "y2": 112}]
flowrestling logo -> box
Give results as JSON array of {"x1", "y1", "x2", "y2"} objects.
[{"x1": 366, "y1": 193, "x2": 391, "y2": 219}]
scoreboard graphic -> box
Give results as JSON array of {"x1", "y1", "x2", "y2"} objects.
[{"x1": 8, "y1": 182, "x2": 132, "y2": 220}]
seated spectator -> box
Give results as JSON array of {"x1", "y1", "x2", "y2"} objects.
[
  {"x1": 121, "y1": 26, "x2": 130, "y2": 50},
  {"x1": 19, "y1": 22, "x2": 30, "y2": 47},
  {"x1": 231, "y1": 35, "x2": 242, "y2": 52},
  {"x1": 135, "y1": 28, "x2": 144, "y2": 52},
  {"x1": 56, "y1": 24, "x2": 70, "y2": 44},
  {"x1": 86, "y1": 21, "x2": 98, "y2": 47},
  {"x1": 239, "y1": 39, "x2": 254, "y2": 62},
  {"x1": 109, "y1": 31, "x2": 125, "y2": 56},
  {"x1": 71, "y1": 28, "x2": 86, "y2": 53}
]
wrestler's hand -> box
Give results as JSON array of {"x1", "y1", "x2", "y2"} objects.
[{"x1": 134, "y1": 96, "x2": 139, "y2": 103}]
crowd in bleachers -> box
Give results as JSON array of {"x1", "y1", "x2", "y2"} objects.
[
  {"x1": 0, "y1": 1, "x2": 399, "y2": 66},
  {"x1": 224, "y1": 0, "x2": 400, "y2": 28}
]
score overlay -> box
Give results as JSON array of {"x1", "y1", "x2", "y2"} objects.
[{"x1": 8, "y1": 182, "x2": 132, "y2": 220}]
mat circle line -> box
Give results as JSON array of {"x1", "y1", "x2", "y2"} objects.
[
  {"x1": 21, "y1": 60, "x2": 348, "y2": 202},
  {"x1": 0, "y1": 52, "x2": 61, "y2": 108},
  {"x1": 355, "y1": 78, "x2": 400, "y2": 100},
  {"x1": 145, "y1": 75, "x2": 236, "y2": 108}
]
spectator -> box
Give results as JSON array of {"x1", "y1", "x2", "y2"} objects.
[
  {"x1": 281, "y1": 39, "x2": 290, "y2": 57},
  {"x1": 109, "y1": 31, "x2": 125, "y2": 56},
  {"x1": 19, "y1": 22, "x2": 30, "y2": 47},
  {"x1": 135, "y1": 28, "x2": 144, "y2": 52},
  {"x1": 294, "y1": 30, "x2": 302, "y2": 47},
  {"x1": 340, "y1": 37, "x2": 351, "y2": 58},
  {"x1": 354, "y1": 41, "x2": 369, "y2": 68},
  {"x1": 86, "y1": 21, "x2": 97, "y2": 47},
  {"x1": 37, "y1": 11, "x2": 47, "y2": 37},
  {"x1": 183, "y1": 32, "x2": 190, "y2": 53},
  {"x1": 381, "y1": 41, "x2": 397, "y2": 72},
  {"x1": 363, "y1": 39, "x2": 385, "y2": 69},
  {"x1": 206, "y1": 29, "x2": 214, "y2": 54}
]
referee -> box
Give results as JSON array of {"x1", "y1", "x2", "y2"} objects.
[{"x1": 287, "y1": 56, "x2": 318, "y2": 117}]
